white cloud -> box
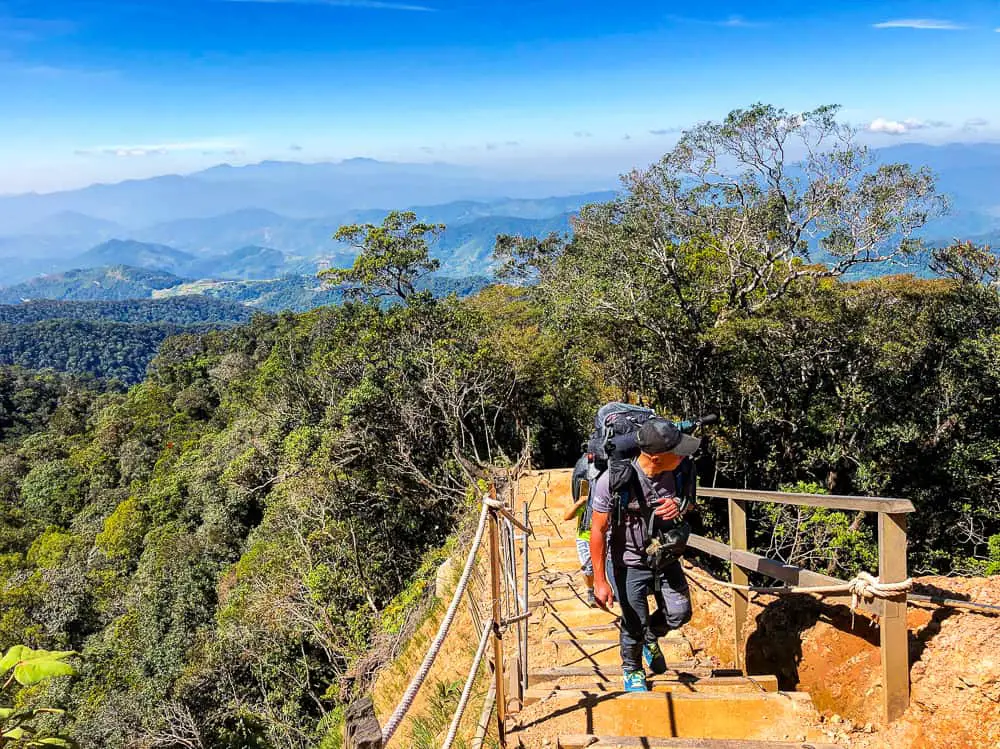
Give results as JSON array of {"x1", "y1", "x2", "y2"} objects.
[
  {"x1": 665, "y1": 14, "x2": 767, "y2": 29},
  {"x1": 873, "y1": 19, "x2": 965, "y2": 30},
  {"x1": 222, "y1": 0, "x2": 435, "y2": 11},
  {"x1": 76, "y1": 140, "x2": 243, "y2": 158},
  {"x1": 963, "y1": 117, "x2": 990, "y2": 131},
  {"x1": 719, "y1": 15, "x2": 765, "y2": 28},
  {"x1": 867, "y1": 118, "x2": 951, "y2": 135}
]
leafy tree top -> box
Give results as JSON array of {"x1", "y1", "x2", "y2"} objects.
[{"x1": 321, "y1": 211, "x2": 443, "y2": 303}]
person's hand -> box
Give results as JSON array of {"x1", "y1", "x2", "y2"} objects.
[
  {"x1": 653, "y1": 497, "x2": 681, "y2": 521},
  {"x1": 593, "y1": 580, "x2": 615, "y2": 610}
]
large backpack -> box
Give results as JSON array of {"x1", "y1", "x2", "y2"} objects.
[{"x1": 586, "y1": 402, "x2": 657, "y2": 473}]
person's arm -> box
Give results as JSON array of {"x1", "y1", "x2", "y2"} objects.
[
  {"x1": 563, "y1": 478, "x2": 590, "y2": 521},
  {"x1": 589, "y1": 510, "x2": 614, "y2": 609},
  {"x1": 563, "y1": 496, "x2": 587, "y2": 522}
]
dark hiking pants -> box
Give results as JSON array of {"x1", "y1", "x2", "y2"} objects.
[{"x1": 607, "y1": 559, "x2": 692, "y2": 672}]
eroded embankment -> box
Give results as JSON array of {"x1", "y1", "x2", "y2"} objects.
[{"x1": 684, "y1": 570, "x2": 1000, "y2": 748}]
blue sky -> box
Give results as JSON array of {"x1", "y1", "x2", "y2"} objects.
[{"x1": 1, "y1": 0, "x2": 999, "y2": 193}]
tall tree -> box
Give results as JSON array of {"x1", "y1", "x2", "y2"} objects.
[
  {"x1": 322, "y1": 211, "x2": 443, "y2": 303},
  {"x1": 495, "y1": 103, "x2": 945, "y2": 411}
]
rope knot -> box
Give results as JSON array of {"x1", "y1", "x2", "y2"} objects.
[{"x1": 848, "y1": 571, "x2": 913, "y2": 611}]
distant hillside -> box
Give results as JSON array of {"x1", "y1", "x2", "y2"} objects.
[
  {"x1": 0, "y1": 265, "x2": 186, "y2": 304},
  {"x1": 186, "y1": 245, "x2": 316, "y2": 280},
  {"x1": 0, "y1": 297, "x2": 254, "y2": 326},
  {"x1": 75, "y1": 239, "x2": 196, "y2": 274},
  {"x1": 156, "y1": 274, "x2": 493, "y2": 312},
  {"x1": 26, "y1": 210, "x2": 125, "y2": 237},
  {"x1": 133, "y1": 199, "x2": 593, "y2": 270},
  {"x1": 434, "y1": 213, "x2": 573, "y2": 274},
  {"x1": 0, "y1": 319, "x2": 218, "y2": 383}
]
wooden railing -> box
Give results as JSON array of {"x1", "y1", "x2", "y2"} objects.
[{"x1": 687, "y1": 487, "x2": 916, "y2": 723}]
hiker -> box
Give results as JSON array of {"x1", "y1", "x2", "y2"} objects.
[
  {"x1": 589, "y1": 417, "x2": 699, "y2": 692},
  {"x1": 565, "y1": 450, "x2": 596, "y2": 607}
]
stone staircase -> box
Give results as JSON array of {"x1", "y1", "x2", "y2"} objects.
[{"x1": 507, "y1": 470, "x2": 840, "y2": 749}]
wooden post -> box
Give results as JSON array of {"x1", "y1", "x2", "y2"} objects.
[
  {"x1": 487, "y1": 510, "x2": 507, "y2": 746},
  {"x1": 728, "y1": 498, "x2": 749, "y2": 672},
  {"x1": 521, "y1": 501, "x2": 530, "y2": 696},
  {"x1": 879, "y1": 512, "x2": 909, "y2": 723},
  {"x1": 344, "y1": 697, "x2": 383, "y2": 749}
]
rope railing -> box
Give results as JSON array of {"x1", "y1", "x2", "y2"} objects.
[
  {"x1": 360, "y1": 481, "x2": 530, "y2": 749},
  {"x1": 684, "y1": 566, "x2": 914, "y2": 609},
  {"x1": 379, "y1": 500, "x2": 492, "y2": 745},
  {"x1": 441, "y1": 617, "x2": 494, "y2": 749}
]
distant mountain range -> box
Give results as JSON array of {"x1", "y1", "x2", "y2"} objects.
[
  {"x1": 0, "y1": 263, "x2": 493, "y2": 312},
  {"x1": 0, "y1": 188, "x2": 596, "y2": 285},
  {"x1": 1, "y1": 145, "x2": 997, "y2": 291},
  {"x1": 0, "y1": 158, "x2": 613, "y2": 232}
]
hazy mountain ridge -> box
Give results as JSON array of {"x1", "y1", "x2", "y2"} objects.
[
  {"x1": 0, "y1": 266, "x2": 187, "y2": 304},
  {"x1": 0, "y1": 159, "x2": 614, "y2": 231},
  {"x1": 1, "y1": 145, "x2": 996, "y2": 290},
  {"x1": 0, "y1": 189, "x2": 601, "y2": 285}
]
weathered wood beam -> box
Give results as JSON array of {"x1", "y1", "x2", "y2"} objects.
[
  {"x1": 685, "y1": 534, "x2": 884, "y2": 618},
  {"x1": 697, "y1": 487, "x2": 914, "y2": 514}
]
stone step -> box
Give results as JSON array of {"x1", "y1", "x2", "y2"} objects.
[
  {"x1": 516, "y1": 690, "x2": 821, "y2": 742},
  {"x1": 522, "y1": 674, "x2": 779, "y2": 703},
  {"x1": 553, "y1": 637, "x2": 695, "y2": 664},
  {"x1": 526, "y1": 665, "x2": 708, "y2": 687},
  {"x1": 556, "y1": 736, "x2": 841, "y2": 749},
  {"x1": 539, "y1": 609, "x2": 620, "y2": 628}
]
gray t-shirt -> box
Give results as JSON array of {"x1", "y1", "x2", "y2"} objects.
[{"x1": 592, "y1": 463, "x2": 677, "y2": 568}]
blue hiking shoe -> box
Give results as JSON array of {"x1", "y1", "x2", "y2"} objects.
[
  {"x1": 622, "y1": 669, "x2": 648, "y2": 692},
  {"x1": 643, "y1": 642, "x2": 667, "y2": 675}
]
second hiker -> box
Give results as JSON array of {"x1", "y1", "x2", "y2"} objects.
[{"x1": 566, "y1": 449, "x2": 597, "y2": 607}]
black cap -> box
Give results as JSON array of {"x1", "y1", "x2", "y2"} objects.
[{"x1": 636, "y1": 417, "x2": 701, "y2": 457}]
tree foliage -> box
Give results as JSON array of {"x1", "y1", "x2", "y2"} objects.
[{"x1": 321, "y1": 211, "x2": 444, "y2": 302}]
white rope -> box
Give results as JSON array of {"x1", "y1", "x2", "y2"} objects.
[
  {"x1": 381, "y1": 498, "x2": 492, "y2": 745},
  {"x1": 684, "y1": 565, "x2": 913, "y2": 613},
  {"x1": 440, "y1": 619, "x2": 493, "y2": 749}
]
